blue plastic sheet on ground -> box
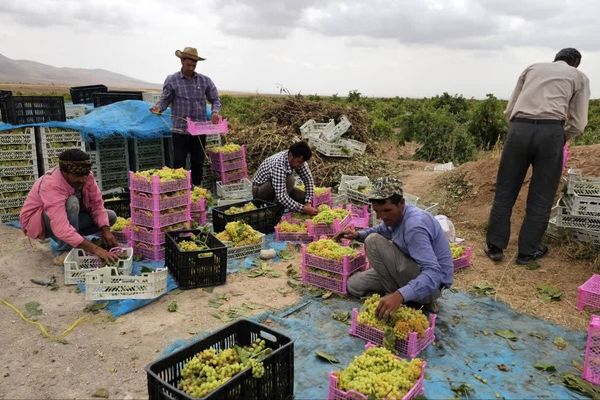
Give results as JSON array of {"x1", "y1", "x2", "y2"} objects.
[
  {"x1": 0, "y1": 100, "x2": 172, "y2": 141},
  {"x1": 160, "y1": 291, "x2": 587, "y2": 400}
]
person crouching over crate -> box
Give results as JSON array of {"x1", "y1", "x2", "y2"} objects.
[
  {"x1": 252, "y1": 141, "x2": 319, "y2": 217},
  {"x1": 19, "y1": 149, "x2": 119, "y2": 266},
  {"x1": 334, "y1": 177, "x2": 453, "y2": 314}
]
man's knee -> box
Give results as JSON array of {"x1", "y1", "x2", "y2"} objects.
[
  {"x1": 364, "y1": 233, "x2": 387, "y2": 255},
  {"x1": 66, "y1": 196, "x2": 80, "y2": 214},
  {"x1": 106, "y1": 210, "x2": 117, "y2": 226},
  {"x1": 347, "y1": 273, "x2": 367, "y2": 298}
]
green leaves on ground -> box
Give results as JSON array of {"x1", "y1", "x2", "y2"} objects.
[
  {"x1": 450, "y1": 383, "x2": 473, "y2": 399},
  {"x1": 494, "y1": 329, "x2": 518, "y2": 341},
  {"x1": 211, "y1": 303, "x2": 262, "y2": 323},
  {"x1": 83, "y1": 302, "x2": 108, "y2": 314},
  {"x1": 524, "y1": 262, "x2": 541, "y2": 271},
  {"x1": 315, "y1": 350, "x2": 339, "y2": 364},
  {"x1": 208, "y1": 293, "x2": 230, "y2": 308},
  {"x1": 277, "y1": 249, "x2": 294, "y2": 260},
  {"x1": 469, "y1": 281, "x2": 496, "y2": 296},
  {"x1": 167, "y1": 301, "x2": 178, "y2": 312},
  {"x1": 562, "y1": 373, "x2": 600, "y2": 398},
  {"x1": 247, "y1": 260, "x2": 282, "y2": 278},
  {"x1": 536, "y1": 284, "x2": 563, "y2": 302},
  {"x1": 25, "y1": 301, "x2": 43, "y2": 317},
  {"x1": 534, "y1": 363, "x2": 557, "y2": 372},
  {"x1": 553, "y1": 336, "x2": 568, "y2": 350},
  {"x1": 331, "y1": 311, "x2": 351, "y2": 325}
]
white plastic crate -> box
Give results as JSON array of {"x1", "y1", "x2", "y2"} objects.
[
  {"x1": 556, "y1": 206, "x2": 600, "y2": 231},
  {"x1": 313, "y1": 137, "x2": 353, "y2": 158},
  {"x1": 84, "y1": 266, "x2": 168, "y2": 300},
  {"x1": 65, "y1": 104, "x2": 88, "y2": 119},
  {"x1": 215, "y1": 196, "x2": 253, "y2": 207},
  {"x1": 63, "y1": 247, "x2": 134, "y2": 285},
  {"x1": 0, "y1": 128, "x2": 36, "y2": 146},
  {"x1": 0, "y1": 212, "x2": 20, "y2": 223},
  {"x1": 40, "y1": 127, "x2": 83, "y2": 143},
  {"x1": 567, "y1": 194, "x2": 600, "y2": 217},
  {"x1": 0, "y1": 179, "x2": 36, "y2": 194},
  {"x1": 299, "y1": 118, "x2": 334, "y2": 139},
  {"x1": 339, "y1": 138, "x2": 366, "y2": 155},
  {"x1": 322, "y1": 115, "x2": 351, "y2": 142},
  {"x1": 567, "y1": 170, "x2": 600, "y2": 197},
  {"x1": 216, "y1": 178, "x2": 253, "y2": 199},
  {"x1": 222, "y1": 233, "x2": 265, "y2": 260},
  {"x1": 0, "y1": 196, "x2": 26, "y2": 209},
  {"x1": 571, "y1": 229, "x2": 600, "y2": 246},
  {"x1": 142, "y1": 92, "x2": 162, "y2": 104}
]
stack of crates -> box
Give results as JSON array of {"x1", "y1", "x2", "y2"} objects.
[
  {"x1": 0, "y1": 128, "x2": 38, "y2": 222},
  {"x1": 37, "y1": 128, "x2": 85, "y2": 175},
  {"x1": 86, "y1": 136, "x2": 129, "y2": 192},
  {"x1": 201, "y1": 134, "x2": 223, "y2": 192},
  {"x1": 128, "y1": 138, "x2": 165, "y2": 172},
  {"x1": 129, "y1": 170, "x2": 192, "y2": 261},
  {"x1": 209, "y1": 143, "x2": 253, "y2": 207},
  {"x1": 552, "y1": 169, "x2": 600, "y2": 247}
]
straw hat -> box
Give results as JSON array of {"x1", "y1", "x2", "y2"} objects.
[{"x1": 175, "y1": 47, "x2": 205, "y2": 61}]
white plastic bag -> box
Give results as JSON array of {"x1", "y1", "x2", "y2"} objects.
[{"x1": 434, "y1": 215, "x2": 456, "y2": 242}]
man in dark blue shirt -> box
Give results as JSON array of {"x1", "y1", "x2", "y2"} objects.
[{"x1": 336, "y1": 177, "x2": 453, "y2": 317}]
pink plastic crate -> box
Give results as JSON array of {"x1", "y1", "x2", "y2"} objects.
[
  {"x1": 133, "y1": 226, "x2": 167, "y2": 245},
  {"x1": 311, "y1": 189, "x2": 333, "y2": 208},
  {"x1": 302, "y1": 244, "x2": 366, "y2": 275},
  {"x1": 131, "y1": 207, "x2": 190, "y2": 229},
  {"x1": 306, "y1": 213, "x2": 351, "y2": 239},
  {"x1": 583, "y1": 315, "x2": 600, "y2": 385},
  {"x1": 191, "y1": 197, "x2": 207, "y2": 213},
  {"x1": 327, "y1": 355, "x2": 425, "y2": 400},
  {"x1": 347, "y1": 204, "x2": 370, "y2": 229},
  {"x1": 453, "y1": 246, "x2": 473, "y2": 271},
  {"x1": 130, "y1": 191, "x2": 190, "y2": 211},
  {"x1": 301, "y1": 267, "x2": 349, "y2": 295},
  {"x1": 275, "y1": 224, "x2": 312, "y2": 243},
  {"x1": 192, "y1": 211, "x2": 208, "y2": 226},
  {"x1": 577, "y1": 274, "x2": 600, "y2": 311},
  {"x1": 217, "y1": 167, "x2": 249, "y2": 184},
  {"x1": 112, "y1": 227, "x2": 132, "y2": 246},
  {"x1": 186, "y1": 117, "x2": 229, "y2": 136},
  {"x1": 349, "y1": 308, "x2": 436, "y2": 359},
  {"x1": 210, "y1": 154, "x2": 247, "y2": 174},
  {"x1": 208, "y1": 145, "x2": 246, "y2": 163},
  {"x1": 128, "y1": 171, "x2": 191, "y2": 194},
  {"x1": 134, "y1": 241, "x2": 165, "y2": 261}
]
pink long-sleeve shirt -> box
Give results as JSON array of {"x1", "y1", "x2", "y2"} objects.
[{"x1": 19, "y1": 167, "x2": 108, "y2": 247}]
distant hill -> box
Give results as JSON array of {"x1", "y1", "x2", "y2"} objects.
[{"x1": 0, "y1": 53, "x2": 161, "y2": 89}]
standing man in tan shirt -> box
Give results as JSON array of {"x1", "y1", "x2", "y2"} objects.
[{"x1": 485, "y1": 48, "x2": 590, "y2": 265}]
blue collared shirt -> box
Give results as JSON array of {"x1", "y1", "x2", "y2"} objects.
[
  {"x1": 155, "y1": 70, "x2": 221, "y2": 133},
  {"x1": 357, "y1": 204, "x2": 453, "y2": 303}
]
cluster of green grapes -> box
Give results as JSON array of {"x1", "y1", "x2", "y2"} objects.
[
  {"x1": 157, "y1": 190, "x2": 187, "y2": 199},
  {"x1": 138, "y1": 205, "x2": 187, "y2": 217},
  {"x1": 306, "y1": 239, "x2": 358, "y2": 260},
  {"x1": 307, "y1": 266, "x2": 339, "y2": 279},
  {"x1": 110, "y1": 217, "x2": 131, "y2": 232},
  {"x1": 178, "y1": 240, "x2": 210, "y2": 252},
  {"x1": 295, "y1": 184, "x2": 330, "y2": 196},
  {"x1": 450, "y1": 243, "x2": 465, "y2": 259},
  {"x1": 210, "y1": 143, "x2": 241, "y2": 153},
  {"x1": 357, "y1": 294, "x2": 429, "y2": 341},
  {"x1": 215, "y1": 221, "x2": 262, "y2": 246},
  {"x1": 311, "y1": 205, "x2": 349, "y2": 225},
  {"x1": 224, "y1": 202, "x2": 257, "y2": 215},
  {"x1": 48, "y1": 141, "x2": 80, "y2": 149},
  {"x1": 277, "y1": 220, "x2": 307, "y2": 233},
  {"x1": 191, "y1": 186, "x2": 212, "y2": 205},
  {"x1": 335, "y1": 346, "x2": 423, "y2": 399},
  {"x1": 355, "y1": 185, "x2": 372, "y2": 194},
  {"x1": 134, "y1": 167, "x2": 187, "y2": 181},
  {"x1": 179, "y1": 338, "x2": 271, "y2": 398},
  {"x1": 0, "y1": 144, "x2": 30, "y2": 150}
]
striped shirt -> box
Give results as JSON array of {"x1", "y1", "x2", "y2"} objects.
[
  {"x1": 155, "y1": 70, "x2": 221, "y2": 133},
  {"x1": 253, "y1": 151, "x2": 315, "y2": 211}
]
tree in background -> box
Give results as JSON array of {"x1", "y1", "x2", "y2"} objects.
[{"x1": 467, "y1": 94, "x2": 508, "y2": 150}]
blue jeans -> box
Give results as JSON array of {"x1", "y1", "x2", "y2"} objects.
[{"x1": 43, "y1": 195, "x2": 117, "y2": 251}]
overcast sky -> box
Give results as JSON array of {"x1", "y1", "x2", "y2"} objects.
[{"x1": 1, "y1": 0, "x2": 599, "y2": 99}]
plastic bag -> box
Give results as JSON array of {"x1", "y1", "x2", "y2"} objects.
[{"x1": 434, "y1": 215, "x2": 456, "y2": 242}]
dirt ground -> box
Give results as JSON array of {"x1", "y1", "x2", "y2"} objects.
[{"x1": 1, "y1": 141, "x2": 599, "y2": 399}]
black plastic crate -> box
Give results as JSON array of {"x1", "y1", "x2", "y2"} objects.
[
  {"x1": 0, "y1": 95, "x2": 66, "y2": 124},
  {"x1": 69, "y1": 84, "x2": 108, "y2": 104},
  {"x1": 93, "y1": 91, "x2": 143, "y2": 108},
  {"x1": 212, "y1": 199, "x2": 278, "y2": 234},
  {"x1": 145, "y1": 319, "x2": 294, "y2": 400},
  {"x1": 165, "y1": 230, "x2": 227, "y2": 289},
  {"x1": 102, "y1": 191, "x2": 130, "y2": 218}
]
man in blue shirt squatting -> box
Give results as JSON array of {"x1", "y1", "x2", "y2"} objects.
[{"x1": 335, "y1": 177, "x2": 453, "y2": 317}]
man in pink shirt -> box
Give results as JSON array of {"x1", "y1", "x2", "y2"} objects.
[{"x1": 20, "y1": 149, "x2": 120, "y2": 264}]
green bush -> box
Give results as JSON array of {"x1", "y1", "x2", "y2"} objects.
[{"x1": 467, "y1": 94, "x2": 508, "y2": 150}]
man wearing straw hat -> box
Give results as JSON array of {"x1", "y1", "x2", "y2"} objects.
[
  {"x1": 151, "y1": 47, "x2": 221, "y2": 186},
  {"x1": 20, "y1": 149, "x2": 119, "y2": 265},
  {"x1": 335, "y1": 177, "x2": 453, "y2": 315}
]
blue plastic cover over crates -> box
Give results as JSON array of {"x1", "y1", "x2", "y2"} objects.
[
  {"x1": 69, "y1": 84, "x2": 108, "y2": 104},
  {"x1": 0, "y1": 94, "x2": 66, "y2": 124},
  {"x1": 212, "y1": 199, "x2": 279, "y2": 234},
  {"x1": 145, "y1": 319, "x2": 294, "y2": 400},
  {"x1": 93, "y1": 91, "x2": 143, "y2": 108},
  {"x1": 165, "y1": 230, "x2": 227, "y2": 289}
]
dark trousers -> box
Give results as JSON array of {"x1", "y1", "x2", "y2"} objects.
[
  {"x1": 486, "y1": 121, "x2": 565, "y2": 255},
  {"x1": 172, "y1": 133, "x2": 207, "y2": 186},
  {"x1": 252, "y1": 175, "x2": 306, "y2": 205}
]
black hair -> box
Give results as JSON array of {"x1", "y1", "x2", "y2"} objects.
[
  {"x1": 59, "y1": 149, "x2": 90, "y2": 162},
  {"x1": 554, "y1": 48, "x2": 582, "y2": 67},
  {"x1": 289, "y1": 141, "x2": 312, "y2": 161},
  {"x1": 370, "y1": 193, "x2": 405, "y2": 206}
]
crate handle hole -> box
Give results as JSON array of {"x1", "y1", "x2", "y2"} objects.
[{"x1": 259, "y1": 330, "x2": 277, "y2": 344}]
